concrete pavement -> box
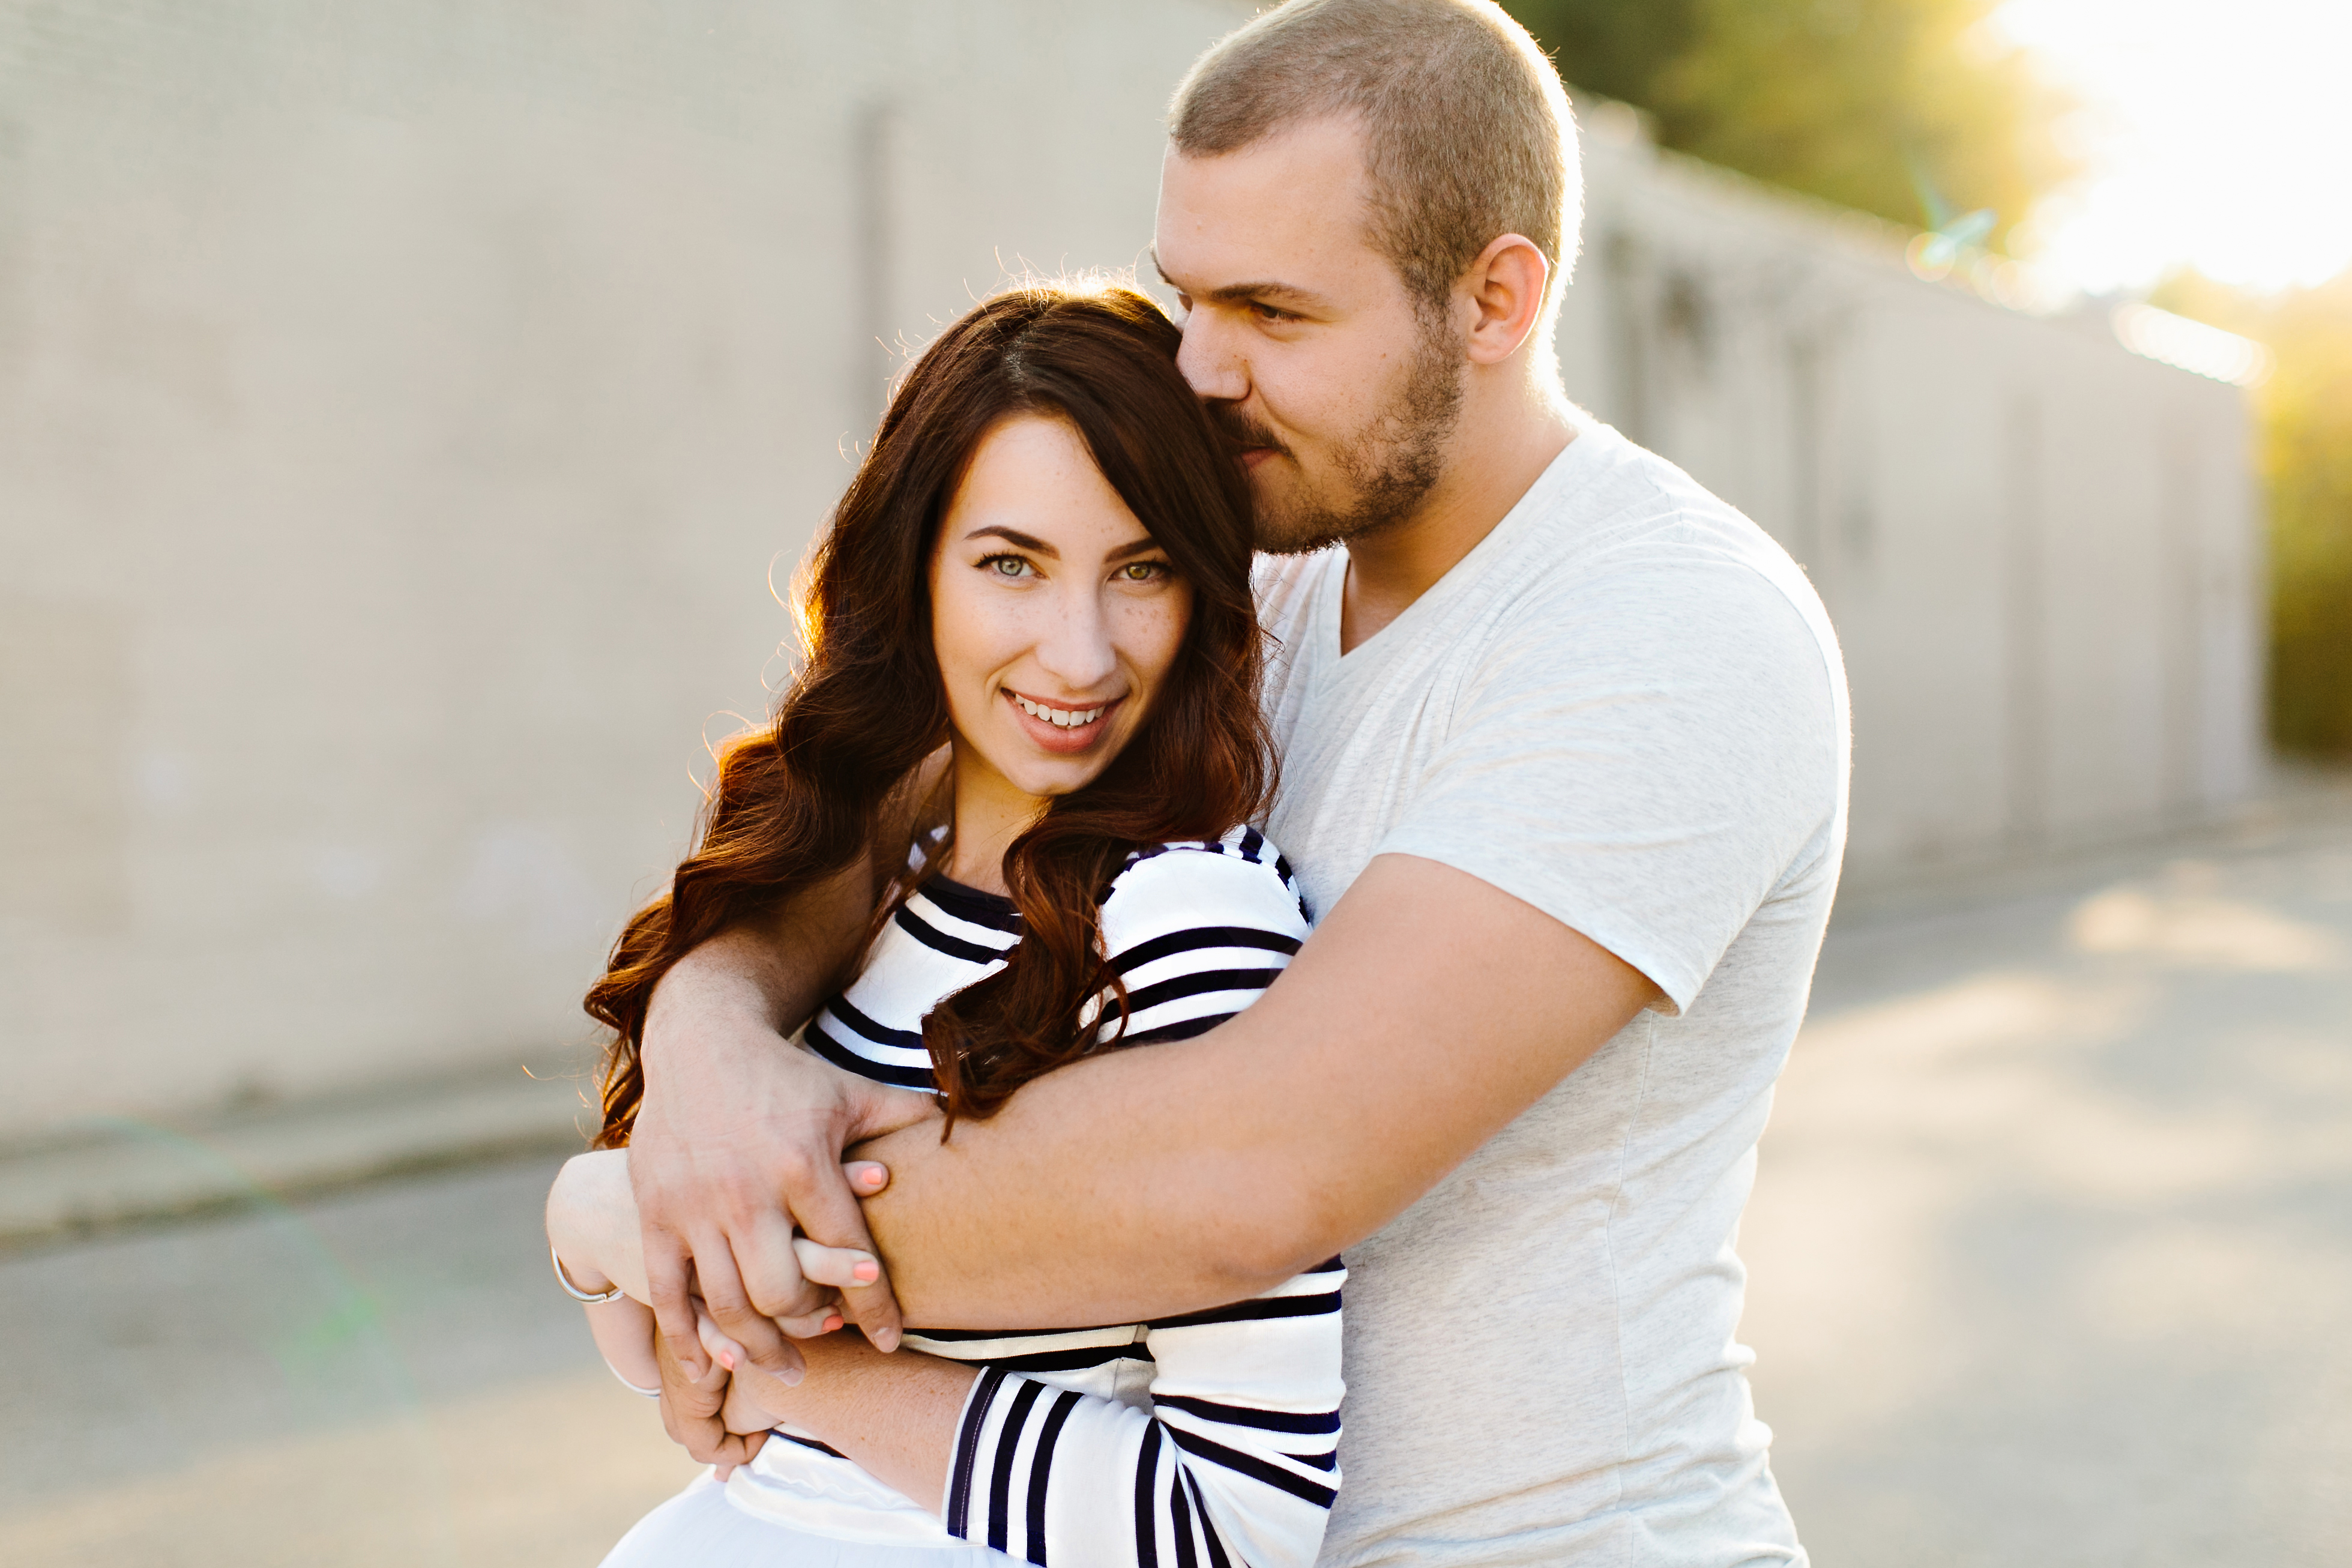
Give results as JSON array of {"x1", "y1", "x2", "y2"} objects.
[
  {"x1": 1746, "y1": 801, "x2": 2352, "y2": 1564},
  {"x1": 4, "y1": 802, "x2": 2348, "y2": 1565}
]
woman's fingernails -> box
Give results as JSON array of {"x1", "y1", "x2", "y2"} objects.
[
  {"x1": 717, "y1": 1349, "x2": 735, "y2": 1371},
  {"x1": 852, "y1": 1259, "x2": 881, "y2": 1283},
  {"x1": 823, "y1": 1313, "x2": 843, "y2": 1333}
]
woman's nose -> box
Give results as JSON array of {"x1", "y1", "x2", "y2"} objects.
[{"x1": 1034, "y1": 589, "x2": 1119, "y2": 691}]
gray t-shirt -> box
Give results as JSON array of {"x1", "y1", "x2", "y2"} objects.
[{"x1": 1257, "y1": 420, "x2": 1847, "y2": 1567}]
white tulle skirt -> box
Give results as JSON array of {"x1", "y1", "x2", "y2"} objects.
[{"x1": 600, "y1": 1471, "x2": 1021, "y2": 1567}]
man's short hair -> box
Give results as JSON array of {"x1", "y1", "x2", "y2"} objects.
[{"x1": 1168, "y1": 0, "x2": 1580, "y2": 321}]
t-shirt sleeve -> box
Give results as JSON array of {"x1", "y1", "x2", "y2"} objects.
[{"x1": 1374, "y1": 552, "x2": 1843, "y2": 1013}]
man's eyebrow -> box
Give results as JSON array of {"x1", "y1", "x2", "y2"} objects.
[
  {"x1": 1199, "y1": 280, "x2": 1329, "y2": 311},
  {"x1": 1149, "y1": 253, "x2": 1330, "y2": 313},
  {"x1": 965, "y1": 525, "x2": 1057, "y2": 558}
]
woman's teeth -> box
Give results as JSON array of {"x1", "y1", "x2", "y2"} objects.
[{"x1": 1012, "y1": 694, "x2": 1106, "y2": 729}]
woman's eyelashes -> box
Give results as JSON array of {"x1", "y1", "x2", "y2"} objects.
[{"x1": 974, "y1": 552, "x2": 1174, "y2": 585}]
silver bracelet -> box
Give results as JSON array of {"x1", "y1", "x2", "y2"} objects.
[{"x1": 551, "y1": 1243, "x2": 627, "y2": 1304}]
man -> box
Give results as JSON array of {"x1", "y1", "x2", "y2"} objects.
[{"x1": 625, "y1": 1, "x2": 1845, "y2": 1561}]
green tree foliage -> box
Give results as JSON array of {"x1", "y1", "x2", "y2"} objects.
[
  {"x1": 1502, "y1": 0, "x2": 2071, "y2": 247},
  {"x1": 2157, "y1": 271, "x2": 2352, "y2": 756}
]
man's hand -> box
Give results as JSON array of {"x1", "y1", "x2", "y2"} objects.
[
  {"x1": 630, "y1": 930, "x2": 939, "y2": 1385},
  {"x1": 653, "y1": 1330, "x2": 768, "y2": 1473}
]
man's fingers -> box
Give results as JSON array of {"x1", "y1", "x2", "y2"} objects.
[
  {"x1": 789, "y1": 1153, "x2": 905, "y2": 1352},
  {"x1": 855, "y1": 1084, "x2": 942, "y2": 1141},
  {"x1": 736, "y1": 1208, "x2": 827, "y2": 1324},
  {"x1": 654, "y1": 1331, "x2": 761, "y2": 1467},
  {"x1": 644, "y1": 1236, "x2": 708, "y2": 1380},
  {"x1": 690, "y1": 1229, "x2": 804, "y2": 1384}
]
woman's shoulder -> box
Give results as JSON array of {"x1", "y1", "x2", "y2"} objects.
[{"x1": 1100, "y1": 825, "x2": 1312, "y2": 957}]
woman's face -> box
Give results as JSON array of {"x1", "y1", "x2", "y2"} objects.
[{"x1": 929, "y1": 413, "x2": 1193, "y2": 807}]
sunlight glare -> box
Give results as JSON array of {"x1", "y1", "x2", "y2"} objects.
[{"x1": 1993, "y1": 0, "x2": 2352, "y2": 291}]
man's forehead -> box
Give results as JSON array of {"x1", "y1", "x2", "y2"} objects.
[{"x1": 1153, "y1": 120, "x2": 1380, "y2": 292}]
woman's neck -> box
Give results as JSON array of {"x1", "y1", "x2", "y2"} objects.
[{"x1": 941, "y1": 744, "x2": 1043, "y2": 896}]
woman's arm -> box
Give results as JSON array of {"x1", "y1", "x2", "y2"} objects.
[{"x1": 720, "y1": 1332, "x2": 980, "y2": 1511}]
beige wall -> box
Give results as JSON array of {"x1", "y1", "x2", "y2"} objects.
[
  {"x1": 0, "y1": 0, "x2": 1248, "y2": 1126},
  {"x1": 0, "y1": 4, "x2": 2261, "y2": 1130}
]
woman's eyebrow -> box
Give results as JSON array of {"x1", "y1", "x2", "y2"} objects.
[
  {"x1": 965, "y1": 525, "x2": 1056, "y2": 558},
  {"x1": 1106, "y1": 538, "x2": 1162, "y2": 562}
]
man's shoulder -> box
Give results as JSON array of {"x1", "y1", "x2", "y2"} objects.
[{"x1": 1503, "y1": 426, "x2": 1841, "y2": 677}]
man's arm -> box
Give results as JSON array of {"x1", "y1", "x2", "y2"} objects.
[
  {"x1": 631, "y1": 743, "x2": 952, "y2": 1390},
  {"x1": 857, "y1": 852, "x2": 1659, "y2": 1326}
]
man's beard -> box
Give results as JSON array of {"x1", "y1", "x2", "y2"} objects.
[{"x1": 1220, "y1": 313, "x2": 1467, "y2": 556}]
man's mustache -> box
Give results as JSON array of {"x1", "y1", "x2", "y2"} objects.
[{"x1": 1210, "y1": 404, "x2": 1289, "y2": 460}]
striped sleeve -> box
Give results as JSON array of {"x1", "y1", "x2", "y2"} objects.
[
  {"x1": 1086, "y1": 827, "x2": 1312, "y2": 1049},
  {"x1": 946, "y1": 1260, "x2": 1346, "y2": 1568},
  {"x1": 942, "y1": 830, "x2": 1343, "y2": 1568}
]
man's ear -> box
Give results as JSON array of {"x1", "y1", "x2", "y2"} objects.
[{"x1": 1460, "y1": 234, "x2": 1551, "y2": 366}]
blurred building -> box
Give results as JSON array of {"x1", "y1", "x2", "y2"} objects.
[
  {"x1": 0, "y1": 1, "x2": 2263, "y2": 1132},
  {"x1": 1561, "y1": 106, "x2": 2266, "y2": 881}
]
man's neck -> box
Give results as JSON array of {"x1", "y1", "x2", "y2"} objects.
[{"x1": 1338, "y1": 388, "x2": 1575, "y2": 653}]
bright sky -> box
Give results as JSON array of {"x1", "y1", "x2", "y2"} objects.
[{"x1": 1992, "y1": 0, "x2": 2352, "y2": 293}]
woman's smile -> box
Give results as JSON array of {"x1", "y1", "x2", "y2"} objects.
[{"x1": 1003, "y1": 688, "x2": 1125, "y2": 753}]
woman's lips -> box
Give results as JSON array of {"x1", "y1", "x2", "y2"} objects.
[{"x1": 1003, "y1": 689, "x2": 1124, "y2": 756}]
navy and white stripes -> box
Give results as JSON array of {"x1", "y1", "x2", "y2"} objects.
[{"x1": 780, "y1": 825, "x2": 1343, "y2": 1568}]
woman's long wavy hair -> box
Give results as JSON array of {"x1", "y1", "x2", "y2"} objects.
[{"x1": 586, "y1": 282, "x2": 1271, "y2": 1145}]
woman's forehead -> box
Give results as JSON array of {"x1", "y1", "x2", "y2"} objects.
[{"x1": 947, "y1": 416, "x2": 1151, "y2": 555}]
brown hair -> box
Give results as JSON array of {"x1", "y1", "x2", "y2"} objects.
[
  {"x1": 1169, "y1": 0, "x2": 1580, "y2": 319},
  {"x1": 585, "y1": 281, "x2": 1270, "y2": 1142}
]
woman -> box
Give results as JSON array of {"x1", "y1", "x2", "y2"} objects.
[{"x1": 544, "y1": 282, "x2": 1343, "y2": 1567}]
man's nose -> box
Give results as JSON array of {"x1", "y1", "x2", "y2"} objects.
[
  {"x1": 1175, "y1": 309, "x2": 1249, "y2": 405},
  {"x1": 1034, "y1": 587, "x2": 1119, "y2": 691}
]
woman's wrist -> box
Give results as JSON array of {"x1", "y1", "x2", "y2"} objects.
[{"x1": 547, "y1": 1150, "x2": 639, "y2": 1297}]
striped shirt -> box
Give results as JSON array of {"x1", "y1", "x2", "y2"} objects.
[{"x1": 728, "y1": 825, "x2": 1345, "y2": 1568}]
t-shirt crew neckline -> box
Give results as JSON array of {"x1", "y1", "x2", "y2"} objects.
[{"x1": 1318, "y1": 420, "x2": 1614, "y2": 670}]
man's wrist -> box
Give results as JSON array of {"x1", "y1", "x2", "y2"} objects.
[{"x1": 644, "y1": 940, "x2": 793, "y2": 1047}]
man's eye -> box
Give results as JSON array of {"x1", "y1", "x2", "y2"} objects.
[
  {"x1": 983, "y1": 555, "x2": 1031, "y2": 577},
  {"x1": 1250, "y1": 301, "x2": 1297, "y2": 324}
]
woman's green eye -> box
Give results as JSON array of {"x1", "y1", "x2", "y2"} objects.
[{"x1": 987, "y1": 555, "x2": 1030, "y2": 577}]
